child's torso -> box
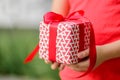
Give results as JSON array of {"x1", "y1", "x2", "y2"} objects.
[{"x1": 60, "y1": 0, "x2": 120, "y2": 80}]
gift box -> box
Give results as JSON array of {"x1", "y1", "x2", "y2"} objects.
[
  {"x1": 39, "y1": 11, "x2": 96, "y2": 64},
  {"x1": 24, "y1": 10, "x2": 96, "y2": 77}
]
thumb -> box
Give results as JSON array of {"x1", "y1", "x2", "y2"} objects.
[{"x1": 77, "y1": 49, "x2": 89, "y2": 59}]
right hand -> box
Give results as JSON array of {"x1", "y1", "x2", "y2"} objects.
[{"x1": 45, "y1": 60, "x2": 65, "y2": 70}]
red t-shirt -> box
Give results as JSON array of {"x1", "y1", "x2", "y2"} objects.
[{"x1": 59, "y1": 0, "x2": 120, "y2": 80}]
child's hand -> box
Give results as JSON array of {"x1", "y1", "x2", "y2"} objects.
[
  {"x1": 67, "y1": 49, "x2": 91, "y2": 72},
  {"x1": 67, "y1": 46, "x2": 106, "y2": 72},
  {"x1": 45, "y1": 60, "x2": 65, "y2": 71}
]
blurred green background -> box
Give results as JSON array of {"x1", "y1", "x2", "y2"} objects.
[
  {"x1": 0, "y1": 29, "x2": 60, "y2": 80},
  {"x1": 0, "y1": 0, "x2": 60, "y2": 80}
]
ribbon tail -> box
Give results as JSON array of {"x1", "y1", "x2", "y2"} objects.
[
  {"x1": 24, "y1": 44, "x2": 39, "y2": 64},
  {"x1": 76, "y1": 22, "x2": 96, "y2": 77}
]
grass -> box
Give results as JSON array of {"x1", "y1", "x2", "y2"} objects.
[{"x1": 0, "y1": 29, "x2": 60, "y2": 80}]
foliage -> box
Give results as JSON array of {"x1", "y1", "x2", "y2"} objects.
[{"x1": 0, "y1": 29, "x2": 59, "y2": 80}]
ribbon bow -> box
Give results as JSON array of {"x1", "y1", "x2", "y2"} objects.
[{"x1": 44, "y1": 10, "x2": 84, "y2": 24}]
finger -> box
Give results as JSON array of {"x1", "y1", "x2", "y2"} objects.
[
  {"x1": 59, "y1": 64, "x2": 65, "y2": 71},
  {"x1": 69, "y1": 65, "x2": 87, "y2": 72},
  {"x1": 77, "y1": 58, "x2": 90, "y2": 68},
  {"x1": 67, "y1": 59, "x2": 90, "y2": 72},
  {"x1": 77, "y1": 49, "x2": 89, "y2": 59},
  {"x1": 51, "y1": 62, "x2": 60, "y2": 70},
  {"x1": 44, "y1": 60, "x2": 52, "y2": 64}
]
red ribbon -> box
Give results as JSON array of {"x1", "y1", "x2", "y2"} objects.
[
  {"x1": 24, "y1": 10, "x2": 96, "y2": 77},
  {"x1": 48, "y1": 22, "x2": 58, "y2": 62},
  {"x1": 78, "y1": 23, "x2": 96, "y2": 77},
  {"x1": 24, "y1": 44, "x2": 39, "y2": 64}
]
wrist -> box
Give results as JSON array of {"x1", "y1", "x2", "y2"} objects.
[
  {"x1": 99, "y1": 45, "x2": 110, "y2": 61},
  {"x1": 101, "y1": 40, "x2": 120, "y2": 61},
  {"x1": 95, "y1": 46, "x2": 107, "y2": 67}
]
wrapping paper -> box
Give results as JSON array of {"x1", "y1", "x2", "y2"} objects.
[{"x1": 39, "y1": 13, "x2": 92, "y2": 64}]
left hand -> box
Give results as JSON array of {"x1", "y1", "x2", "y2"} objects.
[
  {"x1": 67, "y1": 46, "x2": 105, "y2": 72},
  {"x1": 67, "y1": 49, "x2": 90, "y2": 72}
]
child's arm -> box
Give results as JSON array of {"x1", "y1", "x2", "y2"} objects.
[
  {"x1": 67, "y1": 40, "x2": 120, "y2": 71},
  {"x1": 102, "y1": 40, "x2": 120, "y2": 61},
  {"x1": 51, "y1": 0, "x2": 70, "y2": 17}
]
